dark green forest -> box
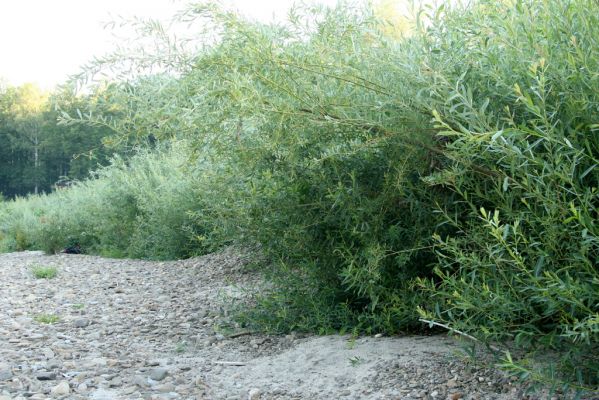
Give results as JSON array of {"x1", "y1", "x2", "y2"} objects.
[
  {"x1": 0, "y1": 83, "x2": 119, "y2": 198},
  {"x1": 0, "y1": 0, "x2": 597, "y2": 395}
]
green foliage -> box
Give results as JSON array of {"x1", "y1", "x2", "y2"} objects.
[
  {"x1": 413, "y1": 0, "x2": 599, "y2": 392},
  {"x1": 0, "y1": 141, "x2": 207, "y2": 260},
  {"x1": 0, "y1": 83, "x2": 116, "y2": 198},
  {"x1": 31, "y1": 265, "x2": 58, "y2": 279},
  {"x1": 14, "y1": 227, "x2": 28, "y2": 251},
  {"x1": 163, "y1": 2, "x2": 447, "y2": 332},
  {"x1": 51, "y1": 1, "x2": 447, "y2": 332},
  {"x1": 34, "y1": 314, "x2": 60, "y2": 324},
  {"x1": 174, "y1": 341, "x2": 188, "y2": 353}
]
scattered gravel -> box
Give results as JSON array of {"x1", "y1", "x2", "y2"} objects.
[{"x1": 0, "y1": 249, "x2": 597, "y2": 400}]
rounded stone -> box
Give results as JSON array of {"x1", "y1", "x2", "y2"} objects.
[
  {"x1": 149, "y1": 368, "x2": 168, "y2": 381},
  {"x1": 50, "y1": 380, "x2": 71, "y2": 396}
]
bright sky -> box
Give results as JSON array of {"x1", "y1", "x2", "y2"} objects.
[{"x1": 0, "y1": 0, "x2": 339, "y2": 89}]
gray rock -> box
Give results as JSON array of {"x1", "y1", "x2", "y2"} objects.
[
  {"x1": 89, "y1": 388, "x2": 119, "y2": 400},
  {"x1": 88, "y1": 331, "x2": 101, "y2": 340},
  {"x1": 45, "y1": 358, "x2": 62, "y2": 369},
  {"x1": 0, "y1": 365, "x2": 12, "y2": 381},
  {"x1": 41, "y1": 347, "x2": 55, "y2": 359},
  {"x1": 205, "y1": 337, "x2": 218, "y2": 346},
  {"x1": 133, "y1": 375, "x2": 149, "y2": 387},
  {"x1": 122, "y1": 385, "x2": 138, "y2": 395},
  {"x1": 248, "y1": 388, "x2": 261, "y2": 400},
  {"x1": 194, "y1": 376, "x2": 206, "y2": 387},
  {"x1": 155, "y1": 382, "x2": 176, "y2": 393},
  {"x1": 76, "y1": 382, "x2": 88, "y2": 393},
  {"x1": 73, "y1": 318, "x2": 90, "y2": 328},
  {"x1": 108, "y1": 376, "x2": 122, "y2": 387},
  {"x1": 89, "y1": 357, "x2": 107, "y2": 367},
  {"x1": 150, "y1": 368, "x2": 168, "y2": 381},
  {"x1": 35, "y1": 371, "x2": 57, "y2": 380},
  {"x1": 50, "y1": 380, "x2": 70, "y2": 396}
]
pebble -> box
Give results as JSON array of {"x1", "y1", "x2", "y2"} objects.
[
  {"x1": 150, "y1": 368, "x2": 168, "y2": 381},
  {"x1": 50, "y1": 380, "x2": 70, "y2": 396},
  {"x1": 73, "y1": 318, "x2": 90, "y2": 328},
  {"x1": 123, "y1": 386, "x2": 138, "y2": 395},
  {"x1": 205, "y1": 337, "x2": 217, "y2": 346},
  {"x1": 446, "y1": 379, "x2": 458, "y2": 388},
  {"x1": 133, "y1": 375, "x2": 149, "y2": 387},
  {"x1": 248, "y1": 388, "x2": 261, "y2": 400},
  {"x1": 35, "y1": 371, "x2": 57, "y2": 381},
  {"x1": 0, "y1": 364, "x2": 12, "y2": 381},
  {"x1": 89, "y1": 388, "x2": 119, "y2": 400},
  {"x1": 109, "y1": 376, "x2": 122, "y2": 387},
  {"x1": 76, "y1": 382, "x2": 88, "y2": 392},
  {"x1": 46, "y1": 359, "x2": 62, "y2": 369},
  {"x1": 155, "y1": 382, "x2": 176, "y2": 393},
  {"x1": 41, "y1": 347, "x2": 55, "y2": 358}
]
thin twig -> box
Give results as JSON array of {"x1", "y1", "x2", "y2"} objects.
[
  {"x1": 212, "y1": 361, "x2": 247, "y2": 366},
  {"x1": 419, "y1": 318, "x2": 501, "y2": 352},
  {"x1": 227, "y1": 330, "x2": 255, "y2": 339}
]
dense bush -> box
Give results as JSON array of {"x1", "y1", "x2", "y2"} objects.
[
  {"x1": 414, "y1": 0, "x2": 599, "y2": 390},
  {"x1": 177, "y1": 3, "x2": 449, "y2": 332},
  {"x1": 0, "y1": 141, "x2": 206, "y2": 259},
  {"x1": 54, "y1": 2, "x2": 450, "y2": 332}
]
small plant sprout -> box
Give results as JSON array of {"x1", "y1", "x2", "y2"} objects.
[
  {"x1": 175, "y1": 341, "x2": 187, "y2": 353},
  {"x1": 349, "y1": 356, "x2": 362, "y2": 366},
  {"x1": 35, "y1": 314, "x2": 60, "y2": 324},
  {"x1": 31, "y1": 265, "x2": 58, "y2": 279}
]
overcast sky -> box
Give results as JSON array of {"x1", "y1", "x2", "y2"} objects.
[{"x1": 0, "y1": 0, "x2": 339, "y2": 89}]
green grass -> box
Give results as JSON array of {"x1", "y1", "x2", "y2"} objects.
[
  {"x1": 34, "y1": 314, "x2": 59, "y2": 324},
  {"x1": 348, "y1": 356, "x2": 363, "y2": 367},
  {"x1": 174, "y1": 341, "x2": 187, "y2": 353},
  {"x1": 71, "y1": 303, "x2": 85, "y2": 310},
  {"x1": 31, "y1": 265, "x2": 57, "y2": 279}
]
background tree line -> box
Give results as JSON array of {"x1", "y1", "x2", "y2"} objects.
[{"x1": 0, "y1": 82, "x2": 117, "y2": 198}]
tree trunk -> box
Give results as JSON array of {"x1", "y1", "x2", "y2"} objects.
[{"x1": 34, "y1": 134, "x2": 39, "y2": 195}]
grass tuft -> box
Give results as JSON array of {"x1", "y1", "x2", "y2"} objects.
[
  {"x1": 34, "y1": 314, "x2": 59, "y2": 324},
  {"x1": 31, "y1": 265, "x2": 57, "y2": 279}
]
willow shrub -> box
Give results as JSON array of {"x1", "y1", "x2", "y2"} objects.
[
  {"x1": 0, "y1": 141, "x2": 206, "y2": 259},
  {"x1": 412, "y1": 0, "x2": 599, "y2": 392},
  {"x1": 62, "y1": 3, "x2": 449, "y2": 331},
  {"x1": 173, "y1": 4, "x2": 451, "y2": 332}
]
